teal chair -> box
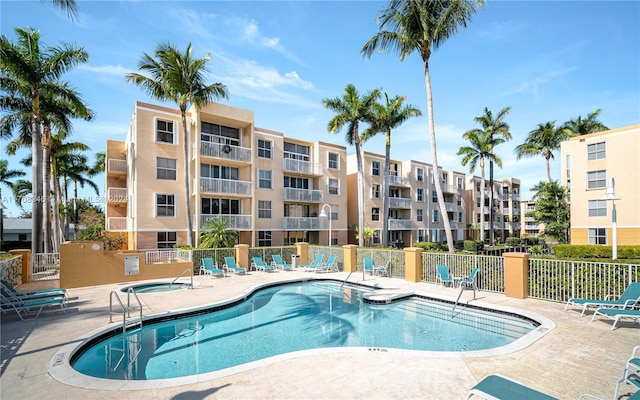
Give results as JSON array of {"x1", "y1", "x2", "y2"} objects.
[
  {"x1": 224, "y1": 256, "x2": 247, "y2": 275},
  {"x1": 1, "y1": 293, "x2": 67, "y2": 321},
  {"x1": 363, "y1": 257, "x2": 388, "y2": 277},
  {"x1": 271, "y1": 254, "x2": 292, "y2": 271},
  {"x1": 436, "y1": 265, "x2": 454, "y2": 287},
  {"x1": 311, "y1": 255, "x2": 338, "y2": 273},
  {"x1": 200, "y1": 258, "x2": 226, "y2": 277},
  {"x1": 252, "y1": 256, "x2": 276, "y2": 272},
  {"x1": 466, "y1": 374, "x2": 558, "y2": 400},
  {"x1": 300, "y1": 254, "x2": 323, "y2": 271},
  {"x1": 459, "y1": 267, "x2": 479, "y2": 290},
  {"x1": 565, "y1": 282, "x2": 640, "y2": 317}
]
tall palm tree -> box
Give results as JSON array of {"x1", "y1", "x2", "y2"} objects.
[
  {"x1": 323, "y1": 84, "x2": 381, "y2": 247},
  {"x1": 457, "y1": 130, "x2": 503, "y2": 244},
  {"x1": 363, "y1": 93, "x2": 422, "y2": 247},
  {"x1": 564, "y1": 109, "x2": 609, "y2": 136},
  {"x1": 0, "y1": 27, "x2": 89, "y2": 254},
  {"x1": 44, "y1": 0, "x2": 79, "y2": 21},
  {"x1": 361, "y1": 0, "x2": 484, "y2": 253},
  {"x1": 0, "y1": 160, "x2": 26, "y2": 205},
  {"x1": 515, "y1": 121, "x2": 569, "y2": 182},
  {"x1": 469, "y1": 107, "x2": 511, "y2": 245},
  {"x1": 127, "y1": 42, "x2": 228, "y2": 247}
]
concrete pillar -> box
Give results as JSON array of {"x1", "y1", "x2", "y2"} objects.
[
  {"x1": 504, "y1": 252, "x2": 529, "y2": 299},
  {"x1": 404, "y1": 247, "x2": 423, "y2": 283},
  {"x1": 295, "y1": 242, "x2": 309, "y2": 265},
  {"x1": 342, "y1": 245, "x2": 358, "y2": 273},
  {"x1": 235, "y1": 244, "x2": 250, "y2": 270},
  {"x1": 9, "y1": 249, "x2": 30, "y2": 284}
]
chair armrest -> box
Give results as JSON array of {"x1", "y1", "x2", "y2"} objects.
[{"x1": 605, "y1": 294, "x2": 620, "y2": 301}]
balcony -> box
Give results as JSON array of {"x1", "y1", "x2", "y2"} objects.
[
  {"x1": 107, "y1": 217, "x2": 127, "y2": 231},
  {"x1": 283, "y1": 158, "x2": 323, "y2": 176},
  {"x1": 200, "y1": 214, "x2": 252, "y2": 230},
  {"x1": 107, "y1": 187, "x2": 127, "y2": 203},
  {"x1": 200, "y1": 177, "x2": 252, "y2": 196},
  {"x1": 444, "y1": 202, "x2": 457, "y2": 212},
  {"x1": 448, "y1": 221, "x2": 459, "y2": 229},
  {"x1": 512, "y1": 194, "x2": 520, "y2": 201},
  {"x1": 283, "y1": 217, "x2": 323, "y2": 230},
  {"x1": 389, "y1": 175, "x2": 409, "y2": 187},
  {"x1": 200, "y1": 141, "x2": 251, "y2": 163},
  {"x1": 388, "y1": 218, "x2": 412, "y2": 230},
  {"x1": 107, "y1": 158, "x2": 127, "y2": 176},
  {"x1": 389, "y1": 197, "x2": 411, "y2": 209},
  {"x1": 483, "y1": 222, "x2": 501, "y2": 230},
  {"x1": 441, "y1": 184, "x2": 458, "y2": 194},
  {"x1": 282, "y1": 188, "x2": 323, "y2": 203}
]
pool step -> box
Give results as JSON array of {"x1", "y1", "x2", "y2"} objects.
[{"x1": 363, "y1": 289, "x2": 413, "y2": 304}]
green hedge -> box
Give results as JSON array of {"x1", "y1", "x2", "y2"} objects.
[
  {"x1": 463, "y1": 240, "x2": 484, "y2": 252},
  {"x1": 505, "y1": 237, "x2": 521, "y2": 246},
  {"x1": 414, "y1": 242, "x2": 448, "y2": 252},
  {"x1": 553, "y1": 244, "x2": 640, "y2": 259}
]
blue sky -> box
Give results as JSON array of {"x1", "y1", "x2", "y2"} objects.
[{"x1": 1, "y1": 0, "x2": 639, "y2": 218}]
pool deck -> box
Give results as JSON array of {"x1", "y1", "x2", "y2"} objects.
[{"x1": 1, "y1": 271, "x2": 638, "y2": 399}]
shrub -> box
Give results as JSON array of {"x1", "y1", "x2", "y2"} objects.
[
  {"x1": 552, "y1": 244, "x2": 640, "y2": 259},
  {"x1": 523, "y1": 236, "x2": 539, "y2": 246},
  {"x1": 414, "y1": 242, "x2": 448, "y2": 252},
  {"x1": 505, "y1": 237, "x2": 521, "y2": 246},
  {"x1": 464, "y1": 240, "x2": 484, "y2": 252},
  {"x1": 529, "y1": 245, "x2": 546, "y2": 255}
]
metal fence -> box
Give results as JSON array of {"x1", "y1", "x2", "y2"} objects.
[
  {"x1": 356, "y1": 248, "x2": 405, "y2": 278},
  {"x1": 31, "y1": 253, "x2": 60, "y2": 281},
  {"x1": 421, "y1": 252, "x2": 505, "y2": 293},
  {"x1": 248, "y1": 246, "x2": 298, "y2": 269},
  {"x1": 191, "y1": 248, "x2": 236, "y2": 273},
  {"x1": 308, "y1": 245, "x2": 345, "y2": 271}
]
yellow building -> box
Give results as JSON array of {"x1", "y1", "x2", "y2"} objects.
[
  {"x1": 105, "y1": 101, "x2": 348, "y2": 249},
  {"x1": 560, "y1": 124, "x2": 640, "y2": 245}
]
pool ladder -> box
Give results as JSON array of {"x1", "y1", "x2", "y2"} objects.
[
  {"x1": 170, "y1": 268, "x2": 194, "y2": 290},
  {"x1": 108, "y1": 288, "x2": 143, "y2": 370},
  {"x1": 452, "y1": 278, "x2": 477, "y2": 314}
]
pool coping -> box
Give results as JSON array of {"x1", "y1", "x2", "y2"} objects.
[{"x1": 48, "y1": 276, "x2": 556, "y2": 391}]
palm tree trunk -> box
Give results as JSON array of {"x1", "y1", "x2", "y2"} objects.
[
  {"x1": 424, "y1": 63, "x2": 454, "y2": 253},
  {"x1": 546, "y1": 156, "x2": 552, "y2": 181},
  {"x1": 63, "y1": 176, "x2": 70, "y2": 239},
  {"x1": 42, "y1": 127, "x2": 52, "y2": 253},
  {"x1": 480, "y1": 165, "x2": 485, "y2": 244},
  {"x1": 31, "y1": 97, "x2": 44, "y2": 255},
  {"x1": 181, "y1": 113, "x2": 194, "y2": 247},
  {"x1": 382, "y1": 130, "x2": 391, "y2": 248},
  {"x1": 355, "y1": 129, "x2": 365, "y2": 248},
  {"x1": 52, "y1": 166, "x2": 63, "y2": 249},
  {"x1": 489, "y1": 159, "x2": 494, "y2": 246},
  {"x1": 73, "y1": 181, "x2": 79, "y2": 239}
]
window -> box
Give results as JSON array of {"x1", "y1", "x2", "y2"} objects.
[
  {"x1": 157, "y1": 232, "x2": 177, "y2": 248},
  {"x1": 588, "y1": 228, "x2": 607, "y2": 245},
  {"x1": 587, "y1": 170, "x2": 607, "y2": 189},
  {"x1": 372, "y1": 208, "x2": 380, "y2": 221},
  {"x1": 587, "y1": 142, "x2": 606, "y2": 160},
  {"x1": 18, "y1": 233, "x2": 27, "y2": 241},
  {"x1": 258, "y1": 170, "x2": 272, "y2": 189},
  {"x1": 432, "y1": 191, "x2": 437, "y2": 203},
  {"x1": 417, "y1": 188, "x2": 424, "y2": 202},
  {"x1": 588, "y1": 200, "x2": 607, "y2": 217},
  {"x1": 201, "y1": 122, "x2": 240, "y2": 146},
  {"x1": 328, "y1": 152, "x2": 339, "y2": 169},
  {"x1": 201, "y1": 164, "x2": 239, "y2": 180},
  {"x1": 201, "y1": 198, "x2": 240, "y2": 215},
  {"x1": 458, "y1": 212, "x2": 463, "y2": 223},
  {"x1": 417, "y1": 209, "x2": 423, "y2": 222},
  {"x1": 284, "y1": 176, "x2": 309, "y2": 189},
  {"x1": 476, "y1": 182, "x2": 481, "y2": 192},
  {"x1": 417, "y1": 168, "x2": 424, "y2": 182},
  {"x1": 258, "y1": 231, "x2": 272, "y2": 246},
  {"x1": 476, "y1": 213, "x2": 481, "y2": 223},
  {"x1": 257, "y1": 139, "x2": 272, "y2": 159},
  {"x1": 432, "y1": 229, "x2": 440, "y2": 242},
  {"x1": 258, "y1": 200, "x2": 272, "y2": 218},
  {"x1": 156, "y1": 194, "x2": 175, "y2": 217},
  {"x1": 457, "y1": 196, "x2": 462, "y2": 206},
  {"x1": 372, "y1": 160, "x2": 380, "y2": 176},
  {"x1": 372, "y1": 184, "x2": 381, "y2": 198},
  {"x1": 328, "y1": 178, "x2": 339, "y2": 195},
  {"x1": 156, "y1": 119, "x2": 174, "y2": 143},
  {"x1": 457, "y1": 177, "x2": 464, "y2": 190},
  {"x1": 417, "y1": 229, "x2": 425, "y2": 242},
  {"x1": 156, "y1": 157, "x2": 177, "y2": 180},
  {"x1": 284, "y1": 142, "x2": 310, "y2": 161},
  {"x1": 372, "y1": 230, "x2": 381, "y2": 245},
  {"x1": 432, "y1": 209, "x2": 439, "y2": 223}
]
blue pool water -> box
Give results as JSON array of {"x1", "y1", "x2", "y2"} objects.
[
  {"x1": 120, "y1": 282, "x2": 191, "y2": 294},
  {"x1": 72, "y1": 281, "x2": 537, "y2": 380}
]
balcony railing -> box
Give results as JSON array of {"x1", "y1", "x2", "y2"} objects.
[
  {"x1": 441, "y1": 184, "x2": 457, "y2": 194},
  {"x1": 200, "y1": 177, "x2": 252, "y2": 196},
  {"x1": 107, "y1": 158, "x2": 127, "y2": 174},
  {"x1": 388, "y1": 218, "x2": 412, "y2": 230},
  {"x1": 200, "y1": 141, "x2": 251, "y2": 163},
  {"x1": 200, "y1": 214, "x2": 252, "y2": 230},
  {"x1": 444, "y1": 202, "x2": 457, "y2": 212},
  {"x1": 283, "y1": 217, "x2": 323, "y2": 230},
  {"x1": 282, "y1": 188, "x2": 323, "y2": 203},
  {"x1": 389, "y1": 175, "x2": 409, "y2": 186},
  {"x1": 283, "y1": 158, "x2": 323, "y2": 176},
  {"x1": 512, "y1": 194, "x2": 520, "y2": 201},
  {"x1": 389, "y1": 197, "x2": 411, "y2": 208},
  {"x1": 448, "y1": 221, "x2": 459, "y2": 229},
  {"x1": 107, "y1": 217, "x2": 127, "y2": 231},
  {"x1": 107, "y1": 187, "x2": 127, "y2": 203}
]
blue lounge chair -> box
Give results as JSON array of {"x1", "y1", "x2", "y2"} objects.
[
  {"x1": 1, "y1": 294, "x2": 67, "y2": 320},
  {"x1": 1, "y1": 287, "x2": 67, "y2": 305},
  {"x1": 252, "y1": 256, "x2": 276, "y2": 272},
  {"x1": 223, "y1": 256, "x2": 247, "y2": 275},
  {"x1": 200, "y1": 258, "x2": 226, "y2": 277},
  {"x1": 300, "y1": 254, "x2": 323, "y2": 271},
  {"x1": 363, "y1": 257, "x2": 388, "y2": 277},
  {"x1": 591, "y1": 307, "x2": 640, "y2": 330},
  {"x1": 436, "y1": 264, "x2": 454, "y2": 287},
  {"x1": 466, "y1": 374, "x2": 558, "y2": 400},
  {"x1": 271, "y1": 254, "x2": 292, "y2": 271},
  {"x1": 565, "y1": 282, "x2": 640, "y2": 317},
  {"x1": 312, "y1": 255, "x2": 338, "y2": 273},
  {"x1": 1, "y1": 279, "x2": 68, "y2": 300}
]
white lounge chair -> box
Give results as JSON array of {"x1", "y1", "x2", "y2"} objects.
[
  {"x1": 565, "y1": 282, "x2": 640, "y2": 317},
  {"x1": 224, "y1": 256, "x2": 247, "y2": 275},
  {"x1": 466, "y1": 374, "x2": 558, "y2": 400},
  {"x1": 271, "y1": 254, "x2": 292, "y2": 271},
  {"x1": 591, "y1": 307, "x2": 640, "y2": 330}
]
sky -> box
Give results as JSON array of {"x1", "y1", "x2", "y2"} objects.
[{"x1": 1, "y1": 0, "x2": 639, "y2": 218}]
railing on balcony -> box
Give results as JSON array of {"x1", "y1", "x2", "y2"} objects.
[
  {"x1": 107, "y1": 217, "x2": 127, "y2": 231},
  {"x1": 107, "y1": 187, "x2": 127, "y2": 202},
  {"x1": 200, "y1": 214, "x2": 252, "y2": 230},
  {"x1": 441, "y1": 184, "x2": 457, "y2": 194},
  {"x1": 200, "y1": 141, "x2": 251, "y2": 163},
  {"x1": 389, "y1": 197, "x2": 411, "y2": 208},
  {"x1": 200, "y1": 177, "x2": 252, "y2": 196},
  {"x1": 483, "y1": 222, "x2": 501, "y2": 230},
  {"x1": 283, "y1": 158, "x2": 323, "y2": 176},
  {"x1": 388, "y1": 175, "x2": 409, "y2": 186},
  {"x1": 282, "y1": 188, "x2": 323, "y2": 203},
  {"x1": 283, "y1": 217, "x2": 323, "y2": 230},
  {"x1": 448, "y1": 221, "x2": 459, "y2": 229},
  {"x1": 107, "y1": 158, "x2": 127, "y2": 174},
  {"x1": 512, "y1": 194, "x2": 520, "y2": 201},
  {"x1": 388, "y1": 218, "x2": 412, "y2": 230},
  {"x1": 444, "y1": 202, "x2": 457, "y2": 212}
]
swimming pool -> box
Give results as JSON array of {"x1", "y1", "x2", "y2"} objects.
[
  {"x1": 120, "y1": 282, "x2": 192, "y2": 294},
  {"x1": 65, "y1": 280, "x2": 545, "y2": 386}
]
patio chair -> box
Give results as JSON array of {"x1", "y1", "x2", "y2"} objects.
[
  {"x1": 363, "y1": 257, "x2": 388, "y2": 277},
  {"x1": 223, "y1": 256, "x2": 247, "y2": 275},
  {"x1": 1, "y1": 279, "x2": 68, "y2": 300},
  {"x1": 299, "y1": 254, "x2": 323, "y2": 271},
  {"x1": 312, "y1": 255, "x2": 338, "y2": 273},
  {"x1": 252, "y1": 256, "x2": 276, "y2": 272},
  {"x1": 565, "y1": 282, "x2": 640, "y2": 317},
  {"x1": 466, "y1": 374, "x2": 559, "y2": 400},
  {"x1": 271, "y1": 254, "x2": 292, "y2": 271},
  {"x1": 615, "y1": 367, "x2": 640, "y2": 400},
  {"x1": 591, "y1": 307, "x2": 640, "y2": 330},
  {"x1": 459, "y1": 267, "x2": 479, "y2": 290},
  {"x1": 1, "y1": 287, "x2": 67, "y2": 305},
  {"x1": 436, "y1": 264, "x2": 454, "y2": 287},
  {"x1": 200, "y1": 258, "x2": 226, "y2": 278},
  {"x1": 0, "y1": 294, "x2": 67, "y2": 321}
]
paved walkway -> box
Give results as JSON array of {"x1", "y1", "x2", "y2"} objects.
[{"x1": 1, "y1": 271, "x2": 638, "y2": 399}]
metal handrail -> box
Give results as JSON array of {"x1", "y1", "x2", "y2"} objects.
[
  {"x1": 109, "y1": 288, "x2": 143, "y2": 334},
  {"x1": 170, "y1": 269, "x2": 193, "y2": 290}
]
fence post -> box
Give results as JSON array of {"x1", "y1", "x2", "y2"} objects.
[
  {"x1": 235, "y1": 244, "x2": 249, "y2": 270},
  {"x1": 404, "y1": 247, "x2": 422, "y2": 283},
  {"x1": 9, "y1": 249, "x2": 31, "y2": 284},
  {"x1": 295, "y1": 242, "x2": 309, "y2": 266},
  {"x1": 504, "y1": 252, "x2": 529, "y2": 299},
  {"x1": 342, "y1": 245, "x2": 358, "y2": 273}
]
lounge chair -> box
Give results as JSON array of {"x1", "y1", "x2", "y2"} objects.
[
  {"x1": 223, "y1": 256, "x2": 247, "y2": 275},
  {"x1": 1, "y1": 287, "x2": 67, "y2": 306},
  {"x1": 1, "y1": 294, "x2": 67, "y2": 320},
  {"x1": 436, "y1": 264, "x2": 454, "y2": 287},
  {"x1": 565, "y1": 282, "x2": 640, "y2": 317},
  {"x1": 299, "y1": 254, "x2": 323, "y2": 271},
  {"x1": 1, "y1": 279, "x2": 68, "y2": 300},
  {"x1": 363, "y1": 257, "x2": 388, "y2": 277},
  {"x1": 252, "y1": 256, "x2": 276, "y2": 272},
  {"x1": 615, "y1": 367, "x2": 640, "y2": 400},
  {"x1": 312, "y1": 255, "x2": 338, "y2": 273},
  {"x1": 466, "y1": 374, "x2": 558, "y2": 400},
  {"x1": 271, "y1": 254, "x2": 292, "y2": 271},
  {"x1": 200, "y1": 258, "x2": 226, "y2": 277},
  {"x1": 591, "y1": 307, "x2": 640, "y2": 330}
]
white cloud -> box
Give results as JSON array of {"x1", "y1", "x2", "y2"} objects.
[{"x1": 78, "y1": 64, "x2": 132, "y2": 76}]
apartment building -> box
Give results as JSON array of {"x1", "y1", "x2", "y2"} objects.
[
  {"x1": 105, "y1": 101, "x2": 349, "y2": 249},
  {"x1": 560, "y1": 124, "x2": 640, "y2": 245},
  {"x1": 519, "y1": 200, "x2": 545, "y2": 237},
  {"x1": 464, "y1": 176, "x2": 521, "y2": 242}
]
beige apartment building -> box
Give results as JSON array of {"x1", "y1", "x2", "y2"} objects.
[
  {"x1": 105, "y1": 101, "x2": 348, "y2": 249},
  {"x1": 560, "y1": 124, "x2": 640, "y2": 245},
  {"x1": 520, "y1": 200, "x2": 545, "y2": 237}
]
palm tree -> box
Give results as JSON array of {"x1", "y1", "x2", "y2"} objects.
[
  {"x1": 363, "y1": 93, "x2": 422, "y2": 247},
  {"x1": 198, "y1": 218, "x2": 238, "y2": 248},
  {"x1": 457, "y1": 130, "x2": 503, "y2": 244},
  {"x1": 0, "y1": 27, "x2": 89, "y2": 254},
  {"x1": 469, "y1": 107, "x2": 511, "y2": 245},
  {"x1": 361, "y1": 0, "x2": 484, "y2": 253},
  {"x1": 322, "y1": 84, "x2": 381, "y2": 247},
  {"x1": 44, "y1": 0, "x2": 79, "y2": 21},
  {"x1": 0, "y1": 160, "x2": 26, "y2": 205},
  {"x1": 564, "y1": 109, "x2": 609, "y2": 136},
  {"x1": 127, "y1": 42, "x2": 228, "y2": 247},
  {"x1": 515, "y1": 121, "x2": 569, "y2": 182}
]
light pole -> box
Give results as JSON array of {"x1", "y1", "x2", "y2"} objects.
[
  {"x1": 319, "y1": 204, "x2": 332, "y2": 247},
  {"x1": 602, "y1": 177, "x2": 620, "y2": 260}
]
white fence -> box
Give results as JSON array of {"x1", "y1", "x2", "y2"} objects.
[
  {"x1": 422, "y1": 252, "x2": 505, "y2": 293},
  {"x1": 32, "y1": 253, "x2": 60, "y2": 281}
]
